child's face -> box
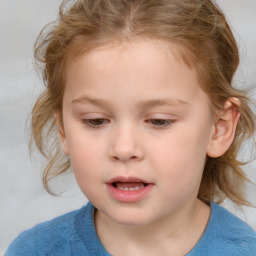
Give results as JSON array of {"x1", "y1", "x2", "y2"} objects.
[{"x1": 60, "y1": 39, "x2": 215, "y2": 226}]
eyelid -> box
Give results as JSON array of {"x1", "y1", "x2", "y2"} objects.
[
  {"x1": 81, "y1": 118, "x2": 109, "y2": 129},
  {"x1": 81, "y1": 117, "x2": 176, "y2": 130},
  {"x1": 145, "y1": 119, "x2": 176, "y2": 129}
]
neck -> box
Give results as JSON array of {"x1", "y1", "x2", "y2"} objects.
[{"x1": 95, "y1": 199, "x2": 211, "y2": 256}]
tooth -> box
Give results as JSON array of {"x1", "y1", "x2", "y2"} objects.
[{"x1": 116, "y1": 184, "x2": 146, "y2": 191}]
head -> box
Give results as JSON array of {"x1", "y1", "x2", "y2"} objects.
[{"x1": 32, "y1": 0, "x2": 255, "y2": 208}]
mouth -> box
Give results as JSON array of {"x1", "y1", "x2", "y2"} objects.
[
  {"x1": 112, "y1": 182, "x2": 149, "y2": 191},
  {"x1": 107, "y1": 176, "x2": 152, "y2": 190},
  {"x1": 106, "y1": 176, "x2": 154, "y2": 202}
]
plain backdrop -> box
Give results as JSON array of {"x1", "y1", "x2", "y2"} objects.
[{"x1": 0, "y1": 0, "x2": 256, "y2": 254}]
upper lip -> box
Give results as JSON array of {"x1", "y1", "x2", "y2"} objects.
[{"x1": 107, "y1": 176, "x2": 152, "y2": 184}]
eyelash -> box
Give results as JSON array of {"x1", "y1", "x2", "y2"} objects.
[{"x1": 81, "y1": 119, "x2": 174, "y2": 130}]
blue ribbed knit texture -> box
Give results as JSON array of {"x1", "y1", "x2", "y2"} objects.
[
  {"x1": 187, "y1": 202, "x2": 256, "y2": 255},
  {"x1": 5, "y1": 202, "x2": 256, "y2": 255}
]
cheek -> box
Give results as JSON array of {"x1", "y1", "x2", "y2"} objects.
[
  {"x1": 151, "y1": 134, "x2": 207, "y2": 205},
  {"x1": 152, "y1": 123, "x2": 211, "y2": 184},
  {"x1": 68, "y1": 143, "x2": 104, "y2": 201},
  {"x1": 65, "y1": 131, "x2": 105, "y2": 184}
]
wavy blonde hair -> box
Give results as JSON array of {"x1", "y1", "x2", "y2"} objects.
[{"x1": 32, "y1": 0, "x2": 256, "y2": 205}]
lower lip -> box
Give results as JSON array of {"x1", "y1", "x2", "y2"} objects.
[{"x1": 106, "y1": 183, "x2": 154, "y2": 203}]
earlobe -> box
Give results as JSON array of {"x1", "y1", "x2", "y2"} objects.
[
  {"x1": 207, "y1": 98, "x2": 240, "y2": 158},
  {"x1": 54, "y1": 112, "x2": 69, "y2": 156}
]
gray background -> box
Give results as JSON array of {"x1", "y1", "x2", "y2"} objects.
[{"x1": 0, "y1": 0, "x2": 255, "y2": 254}]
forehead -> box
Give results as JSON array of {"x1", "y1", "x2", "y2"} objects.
[
  {"x1": 64, "y1": 39, "x2": 209, "y2": 110},
  {"x1": 66, "y1": 38, "x2": 195, "y2": 77}
]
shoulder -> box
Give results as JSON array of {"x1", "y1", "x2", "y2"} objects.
[
  {"x1": 189, "y1": 202, "x2": 256, "y2": 256},
  {"x1": 5, "y1": 204, "x2": 89, "y2": 256},
  {"x1": 215, "y1": 203, "x2": 256, "y2": 255},
  {"x1": 211, "y1": 202, "x2": 256, "y2": 239}
]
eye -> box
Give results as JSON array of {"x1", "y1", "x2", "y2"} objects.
[
  {"x1": 81, "y1": 118, "x2": 174, "y2": 129},
  {"x1": 81, "y1": 119, "x2": 108, "y2": 129},
  {"x1": 146, "y1": 119, "x2": 174, "y2": 129}
]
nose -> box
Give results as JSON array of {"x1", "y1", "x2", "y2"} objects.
[{"x1": 109, "y1": 124, "x2": 144, "y2": 163}]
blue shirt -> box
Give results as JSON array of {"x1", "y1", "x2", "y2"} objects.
[{"x1": 5, "y1": 202, "x2": 256, "y2": 255}]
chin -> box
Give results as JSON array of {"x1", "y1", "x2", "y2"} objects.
[
  {"x1": 107, "y1": 207, "x2": 156, "y2": 227},
  {"x1": 93, "y1": 198, "x2": 159, "y2": 227},
  {"x1": 113, "y1": 216, "x2": 150, "y2": 227}
]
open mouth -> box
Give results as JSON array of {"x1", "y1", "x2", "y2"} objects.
[
  {"x1": 112, "y1": 182, "x2": 149, "y2": 191},
  {"x1": 106, "y1": 177, "x2": 154, "y2": 202}
]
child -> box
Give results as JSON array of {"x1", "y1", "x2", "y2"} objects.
[{"x1": 5, "y1": 0, "x2": 256, "y2": 255}]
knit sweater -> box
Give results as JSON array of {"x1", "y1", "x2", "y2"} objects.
[{"x1": 5, "y1": 202, "x2": 256, "y2": 256}]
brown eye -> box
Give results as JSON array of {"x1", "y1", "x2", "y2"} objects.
[
  {"x1": 146, "y1": 119, "x2": 174, "y2": 129},
  {"x1": 82, "y1": 119, "x2": 108, "y2": 129},
  {"x1": 151, "y1": 119, "x2": 169, "y2": 126}
]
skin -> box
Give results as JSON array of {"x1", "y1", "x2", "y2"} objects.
[{"x1": 59, "y1": 39, "x2": 240, "y2": 255}]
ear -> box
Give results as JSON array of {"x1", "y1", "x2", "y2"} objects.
[
  {"x1": 207, "y1": 97, "x2": 240, "y2": 158},
  {"x1": 54, "y1": 112, "x2": 69, "y2": 156}
]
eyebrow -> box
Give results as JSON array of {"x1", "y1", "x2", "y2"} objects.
[{"x1": 72, "y1": 95, "x2": 190, "y2": 109}]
